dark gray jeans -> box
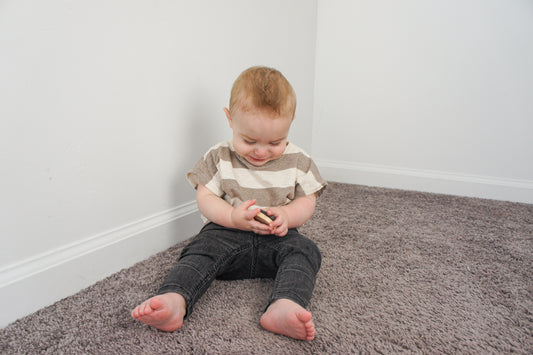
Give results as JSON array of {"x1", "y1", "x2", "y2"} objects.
[{"x1": 158, "y1": 222, "x2": 322, "y2": 318}]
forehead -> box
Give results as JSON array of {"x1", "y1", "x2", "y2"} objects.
[{"x1": 233, "y1": 109, "x2": 292, "y2": 140}]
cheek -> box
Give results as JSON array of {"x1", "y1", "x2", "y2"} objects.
[
  {"x1": 271, "y1": 145, "x2": 286, "y2": 157},
  {"x1": 233, "y1": 140, "x2": 250, "y2": 155}
]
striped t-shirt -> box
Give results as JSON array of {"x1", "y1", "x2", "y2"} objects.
[{"x1": 187, "y1": 141, "x2": 327, "y2": 222}]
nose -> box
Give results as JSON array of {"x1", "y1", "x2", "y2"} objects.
[{"x1": 254, "y1": 146, "x2": 268, "y2": 158}]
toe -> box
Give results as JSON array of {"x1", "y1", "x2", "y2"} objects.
[
  {"x1": 139, "y1": 301, "x2": 151, "y2": 315},
  {"x1": 297, "y1": 310, "x2": 312, "y2": 323},
  {"x1": 149, "y1": 296, "x2": 164, "y2": 310}
]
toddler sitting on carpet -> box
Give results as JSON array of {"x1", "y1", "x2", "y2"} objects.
[{"x1": 131, "y1": 66, "x2": 326, "y2": 341}]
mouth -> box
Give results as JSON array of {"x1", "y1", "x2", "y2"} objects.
[{"x1": 248, "y1": 156, "x2": 268, "y2": 165}]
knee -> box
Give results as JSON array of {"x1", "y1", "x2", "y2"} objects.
[
  {"x1": 286, "y1": 234, "x2": 322, "y2": 272},
  {"x1": 304, "y1": 239, "x2": 322, "y2": 271}
]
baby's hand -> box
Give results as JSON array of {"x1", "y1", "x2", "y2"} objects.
[
  {"x1": 231, "y1": 200, "x2": 273, "y2": 234},
  {"x1": 254, "y1": 209, "x2": 276, "y2": 225},
  {"x1": 264, "y1": 207, "x2": 289, "y2": 237}
]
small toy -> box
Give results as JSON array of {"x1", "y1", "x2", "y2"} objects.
[{"x1": 254, "y1": 209, "x2": 276, "y2": 225}]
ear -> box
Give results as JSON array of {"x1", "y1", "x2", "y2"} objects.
[{"x1": 223, "y1": 107, "x2": 233, "y2": 128}]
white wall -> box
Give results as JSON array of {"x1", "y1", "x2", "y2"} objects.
[
  {"x1": 0, "y1": 0, "x2": 318, "y2": 327},
  {"x1": 313, "y1": 0, "x2": 533, "y2": 203}
]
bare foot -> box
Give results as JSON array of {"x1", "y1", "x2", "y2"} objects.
[
  {"x1": 260, "y1": 299, "x2": 316, "y2": 341},
  {"x1": 131, "y1": 293, "x2": 187, "y2": 332}
]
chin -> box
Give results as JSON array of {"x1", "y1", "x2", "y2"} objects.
[{"x1": 247, "y1": 157, "x2": 270, "y2": 166}]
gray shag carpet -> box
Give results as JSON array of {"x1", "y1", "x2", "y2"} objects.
[{"x1": 1, "y1": 182, "x2": 532, "y2": 354}]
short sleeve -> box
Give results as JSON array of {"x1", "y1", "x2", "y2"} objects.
[
  {"x1": 186, "y1": 147, "x2": 223, "y2": 196},
  {"x1": 294, "y1": 156, "x2": 327, "y2": 198}
]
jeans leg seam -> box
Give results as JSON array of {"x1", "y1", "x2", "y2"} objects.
[{"x1": 187, "y1": 243, "x2": 252, "y2": 303}]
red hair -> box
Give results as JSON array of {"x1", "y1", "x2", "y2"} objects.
[{"x1": 229, "y1": 66, "x2": 296, "y2": 119}]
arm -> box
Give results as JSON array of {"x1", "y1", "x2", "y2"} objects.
[
  {"x1": 267, "y1": 193, "x2": 317, "y2": 237},
  {"x1": 196, "y1": 183, "x2": 272, "y2": 234}
]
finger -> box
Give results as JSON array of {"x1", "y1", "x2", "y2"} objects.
[
  {"x1": 274, "y1": 228, "x2": 288, "y2": 237},
  {"x1": 247, "y1": 208, "x2": 262, "y2": 221},
  {"x1": 254, "y1": 228, "x2": 270, "y2": 235},
  {"x1": 258, "y1": 228, "x2": 275, "y2": 235},
  {"x1": 252, "y1": 220, "x2": 270, "y2": 231},
  {"x1": 240, "y1": 199, "x2": 257, "y2": 213},
  {"x1": 269, "y1": 217, "x2": 283, "y2": 228},
  {"x1": 251, "y1": 221, "x2": 274, "y2": 234}
]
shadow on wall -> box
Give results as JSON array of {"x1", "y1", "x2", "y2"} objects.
[{"x1": 171, "y1": 87, "x2": 227, "y2": 205}]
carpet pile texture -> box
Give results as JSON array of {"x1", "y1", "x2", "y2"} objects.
[{"x1": 1, "y1": 182, "x2": 532, "y2": 354}]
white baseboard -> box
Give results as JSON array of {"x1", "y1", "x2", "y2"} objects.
[
  {"x1": 0, "y1": 201, "x2": 201, "y2": 328},
  {"x1": 316, "y1": 159, "x2": 533, "y2": 204}
]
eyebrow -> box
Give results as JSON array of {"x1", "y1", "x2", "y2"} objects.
[
  {"x1": 240, "y1": 134, "x2": 256, "y2": 141},
  {"x1": 240, "y1": 134, "x2": 286, "y2": 143}
]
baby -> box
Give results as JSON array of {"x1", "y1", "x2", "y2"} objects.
[{"x1": 131, "y1": 66, "x2": 326, "y2": 341}]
